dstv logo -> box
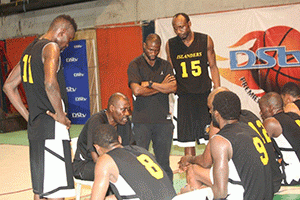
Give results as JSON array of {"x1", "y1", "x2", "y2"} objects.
[
  {"x1": 66, "y1": 57, "x2": 78, "y2": 62},
  {"x1": 75, "y1": 97, "x2": 87, "y2": 101},
  {"x1": 230, "y1": 46, "x2": 300, "y2": 70},
  {"x1": 73, "y1": 45, "x2": 83, "y2": 48},
  {"x1": 73, "y1": 72, "x2": 85, "y2": 77},
  {"x1": 66, "y1": 87, "x2": 77, "y2": 92},
  {"x1": 72, "y1": 112, "x2": 87, "y2": 118}
]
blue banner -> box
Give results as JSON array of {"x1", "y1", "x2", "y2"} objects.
[{"x1": 61, "y1": 40, "x2": 90, "y2": 124}]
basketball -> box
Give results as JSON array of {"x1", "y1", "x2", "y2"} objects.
[{"x1": 250, "y1": 26, "x2": 300, "y2": 92}]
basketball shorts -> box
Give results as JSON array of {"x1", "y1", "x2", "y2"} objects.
[
  {"x1": 177, "y1": 92, "x2": 211, "y2": 144},
  {"x1": 29, "y1": 121, "x2": 75, "y2": 198}
]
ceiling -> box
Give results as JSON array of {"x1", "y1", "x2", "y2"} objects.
[{"x1": 0, "y1": 0, "x2": 97, "y2": 16}]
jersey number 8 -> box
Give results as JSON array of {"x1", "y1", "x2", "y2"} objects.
[{"x1": 137, "y1": 154, "x2": 164, "y2": 179}]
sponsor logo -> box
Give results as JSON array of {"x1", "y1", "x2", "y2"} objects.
[
  {"x1": 73, "y1": 45, "x2": 83, "y2": 49},
  {"x1": 75, "y1": 97, "x2": 87, "y2": 101},
  {"x1": 72, "y1": 112, "x2": 87, "y2": 118},
  {"x1": 176, "y1": 52, "x2": 202, "y2": 60},
  {"x1": 66, "y1": 87, "x2": 77, "y2": 92},
  {"x1": 66, "y1": 57, "x2": 78, "y2": 62},
  {"x1": 73, "y1": 72, "x2": 85, "y2": 77},
  {"x1": 230, "y1": 46, "x2": 300, "y2": 70}
]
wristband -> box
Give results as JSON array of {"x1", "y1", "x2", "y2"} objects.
[{"x1": 148, "y1": 80, "x2": 153, "y2": 88}]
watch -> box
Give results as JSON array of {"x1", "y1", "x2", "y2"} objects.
[{"x1": 148, "y1": 80, "x2": 153, "y2": 88}]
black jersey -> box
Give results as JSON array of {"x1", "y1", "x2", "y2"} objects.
[
  {"x1": 218, "y1": 122, "x2": 273, "y2": 200},
  {"x1": 273, "y1": 112, "x2": 300, "y2": 160},
  {"x1": 107, "y1": 146, "x2": 176, "y2": 200},
  {"x1": 273, "y1": 112, "x2": 300, "y2": 185},
  {"x1": 20, "y1": 38, "x2": 68, "y2": 140},
  {"x1": 168, "y1": 32, "x2": 211, "y2": 95},
  {"x1": 294, "y1": 99, "x2": 300, "y2": 110},
  {"x1": 240, "y1": 110, "x2": 283, "y2": 193}
]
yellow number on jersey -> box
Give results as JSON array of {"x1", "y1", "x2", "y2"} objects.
[
  {"x1": 295, "y1": 119, "x2": 300, "y2": 127},
  {"x1": 22, "y1": 54, "x2": 33, "y2": 83},
  {"x1": 253, "y1": 137, "x2": 269, "y2": 165},
  {"x1": 137, "y1": 154, "x2": 164, "y2": 179},
  {"x1": 248, "y1": 120, "x2": 271, "y2": 144},
  {"x1": 180, "y1": 60, "x2": 202, "y2": 78}
]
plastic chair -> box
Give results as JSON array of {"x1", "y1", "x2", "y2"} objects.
[{"x1": 71, "y1": 137, "x2": 94, "y2": 200}]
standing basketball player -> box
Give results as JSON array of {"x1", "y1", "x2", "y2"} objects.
[
  {"x1": 166, "y1": 13, "x2": 220, "y2": 156},
  {"x1": 3, "y1": 15, "x2": 77, "y2": 200}
]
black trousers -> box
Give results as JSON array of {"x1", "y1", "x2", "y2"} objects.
[{"x1": 133, "y1": 123, "x2": 174, "y2": 182}]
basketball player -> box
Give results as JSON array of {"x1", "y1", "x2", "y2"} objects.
[
  {"x1": 90, "y1": 124, "x2": 176, "y2": 200},
  {"x1": 73, "y1": 92, "x2": 134, "y2": 181},
  {"x1": 3, "y1": 15, "x2": 77, "y2": 199},
  {"x1": 175, "y1": 91, "x2": 273, "y2": 200},
  {"x1": 281, "y1": 82, "x2": 300, "y2": 116},
  {"x1": 166, "y1": 13, "x2": 220, "y2": 156},
  {"x1": 259, "y1": 92, "x2": 300, "y2": 185},
  {"x1": 178, "y1": 87, "x2": 282, "y2": 196}
]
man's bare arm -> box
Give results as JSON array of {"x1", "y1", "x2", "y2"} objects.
[
  {"x1": 263, "y1": 117, "x2": 282, "y2": 138},
  {"x1": 210, "y1": 135, "x2": 232, "y2": 199},
  {"x1": 207, "y1": 36, "x2": 220, "y2": 88},
  {"x1": 91, "y1": 154, "x2": 119, "y2": 200},
  {"x1": 151, "y1": 74, "x2": 177, "y2": 94},
  {"x1": 43, "y1": 43, "x2": 71, "y2": 129},
  {"x1": 130, "y1": 82, "x2": 159, "y2": 97},
  {"x1": 130, "y1": 74, "x2": 177, "y2": 97},
  {"x1": 284, "y1": 103, "x2": 300, "y2": 116},
  {"x1": 165, "y1": 41, "x2": 173, "y2": 67},
  {"x1": 3, "y1": 62, "x2": 29, "y2": 121}
]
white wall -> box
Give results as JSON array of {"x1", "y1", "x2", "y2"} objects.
[{"x1": 0, "y1": 0, "x2": 299, "y2": 40}]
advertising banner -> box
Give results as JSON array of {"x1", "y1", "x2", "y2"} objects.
[
  {"x1": 61, "y1": 40, "x2": 90, "y2": 124},
  {"x1": 155, "y1": 4, "x2": 300, "y2": 145}
]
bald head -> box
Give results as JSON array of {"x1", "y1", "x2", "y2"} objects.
[
  {"x1": 259, "y1": 92, "x2": 283, "y2": 110},
  {"x1": 259, "y1": 92, "x2": 283, "y2": 120},
  {"x1": 145, "y1": 33, "x2": 161, "y2": 46},
  {"x1": 207, "y1": 87, "x2": 230, "y2": 110},
  {"x1": 107, "y1": 92, "x2": 129, "y2": 109}
]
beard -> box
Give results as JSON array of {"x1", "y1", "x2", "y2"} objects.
[
  {"x1": 144, "y1": 52, "x2": 157, "y2": 61},
  {"x1": 212, "y1": 113, "x2": 220, "y2": 129}
]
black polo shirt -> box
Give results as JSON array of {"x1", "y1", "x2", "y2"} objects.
[{"x1": 127, "y1": 55, "x2": 174, "y2": 124}]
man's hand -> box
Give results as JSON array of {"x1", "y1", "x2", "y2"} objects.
[
  {"x1": 178, "y1": 155, "x2": 193, "y2": 172},
  {"x1": 141, "y1": 81, "x2": 149, "y2": 87},
  {"x1": 162, "y1": 74, "x2": 175, "y2": 84},
  {"x1": 46, "y1": 110, "x2": 71, "y2": 129}
]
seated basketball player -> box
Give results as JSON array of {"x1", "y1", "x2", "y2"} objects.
[
  {"x1": 281, "y1": 82, "x2": 300, "y2": 116},
  {"x1": 174, "y1": 91, "x2": 274, "y2": 200},
  {"x1": 90, "y1": 124, "x2": 176, "y2": 200},
  {"x1": 259, "y1": 92, "x2": 300, "y2": 185}
]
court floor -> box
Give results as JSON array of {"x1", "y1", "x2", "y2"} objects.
[{"x1": 1, "y1": 126, "x2": 300, "y2": 200}]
